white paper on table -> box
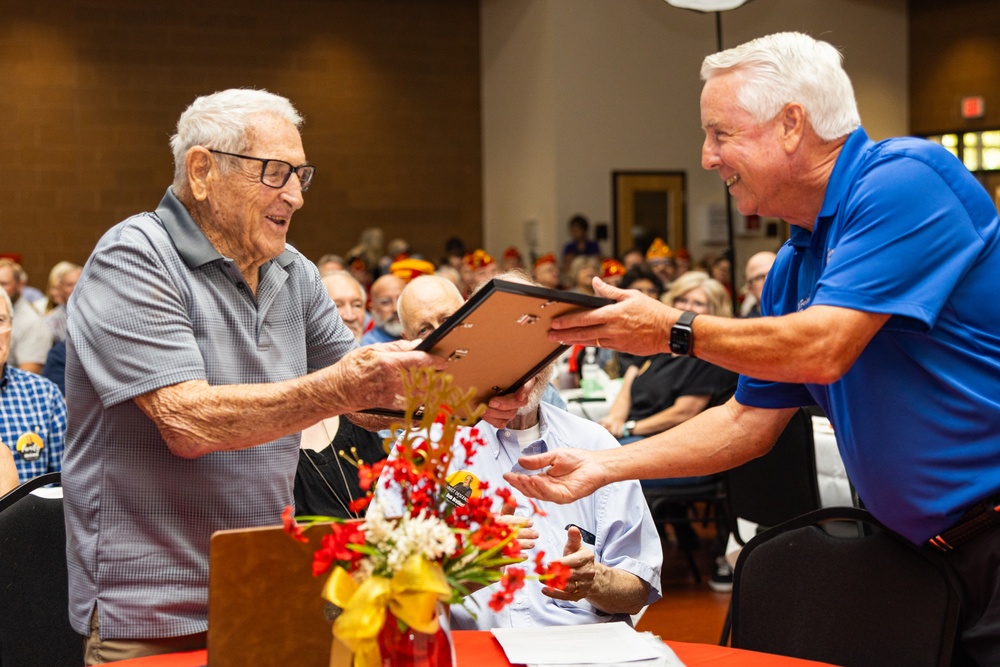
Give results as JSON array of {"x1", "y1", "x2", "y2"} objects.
[{"x1": 491, "y1": 622, "x2": 685, "y2": 666}]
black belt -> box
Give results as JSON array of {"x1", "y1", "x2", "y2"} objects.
[{"x1": 928, "y1": 494, "x2": 1000, "y2": 552}]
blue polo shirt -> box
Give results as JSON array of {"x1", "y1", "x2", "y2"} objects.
[{"x1": 736, "y1": 127, "x2": 1000, "y2": 544}]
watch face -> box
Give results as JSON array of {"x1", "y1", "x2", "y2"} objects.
[{"x1": 670, "y1": 328, "x2": 692, "y2": 355}]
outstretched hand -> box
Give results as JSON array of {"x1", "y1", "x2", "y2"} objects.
[
  {"x1": 502, "y1": 447, "x2": 605, "y2": 504},
  {"x1": 547, "y1": 277, "x2": 673, "y2": 357}
]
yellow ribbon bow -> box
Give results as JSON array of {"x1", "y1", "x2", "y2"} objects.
[{"x1": 323, "y1": 555, "x2": 451, "y2": 667}]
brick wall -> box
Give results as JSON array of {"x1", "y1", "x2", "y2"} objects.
[{"x1": 0, "y1": 0, "x2": 481, "y2": 289}]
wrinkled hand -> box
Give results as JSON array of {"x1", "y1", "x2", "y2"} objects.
[
  {"x1": 498, "y1": 499, "x2": 538, "y2": 555},
  {"x1": 542, "y1": 526, "x2": 596, "y2": 601},
  {"x1": 548, "y1": 278, "x2": 674, "y2": 357},
  {"x1": 481, "y1": 377, "x2": 536, "y2": 429},
  {"x1": 502, "y1": 448, "x2": 605, "y2": 504},
  {"x1": 333, "y1": 339, "x2": 448, "y2": 413}
]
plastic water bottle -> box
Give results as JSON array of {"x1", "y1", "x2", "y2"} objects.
[{"x1": 580, "y1": 347, "x2": 603, "y2": 398}]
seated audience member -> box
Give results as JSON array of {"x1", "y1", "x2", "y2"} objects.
[
  {"x1": 566, "y1": 254, "x2": 600, "y2": 296},
  {"x1": 577, "y1": 264, "x2": 664, "y2": 380},
  {"x1": 315, "y1": 253, "x2": 346, "y2": 275},
  {"x1": 45, "y1": 261, "x2": 77, "y2": 311},
  {"x1": 442, "y1": 236, "x2": 467, "y2": 273},
  {"x1": 295, "y1": 271, "x2": 388, "y2": 517},
  {"x1": 0, "y1": 290, "x2": 66, "y2": 484},
  {"x1": 434, "y1": 265, "x2": 464, "y2": 295},
  {"x1": 501, "y1": 246, "x2": 524, "y2": 271},
  {"x1": 1, "y1": 443, "x2": 18, "y2": 495},
  {"x1": 599, "y1": 271, "x2": 737, "y2": 591},
  {"x1": 601, "y1": 271, "x2": 737, "y2": 441},
  {"x1": 741, "y1": 251, "x2": 777, "y2": 318},
  {"x1": 620, "y1": 248, "x2": 645, "y2": 270},
  {"x1": 347, "y1": 227, "x2": 385, "y2": 279},
  {"x1": 464, "y1": 249, "x2": 499, "y2": 291},
  {"x1": 0, "y1": 258, "x2": 53, "y2": 374},
  {"x1": 379, "y1": 237, "x2": 411, "y2": 276},
  {"x1": 347, "y1": 254, "x2": 375, "y2": 292},
  {"x1": 43, "y1": 340, "x2": 67, "y2": 396},
  {"x1": 45, "y1": 262, "x2": 82, "y2": 343},
  {"x1": 322, "y1": 272, "x2": 368, "y2": 344},
  {"x1": 561, "y1": 214, "x2": 600, "y2": 273},
  {"x1": 360, "y1": 274, "x2": 406, "y2": 345},
  {"x1": 674, "y1": 247, "x2": 692, "y2": 277},
  {"x1": 644, "y1": 238, "x2": 676, "y2": 288},
  {"x1": 710, "y1": 252, "x2": 733, "y2": 296},
  {"x1": 600, "y1": 258, "x2": 626, "y2": 287},
  {"x1": 531, "y1": 253, "x2": 562, "y2": 290},
  {"x1": 396, "y1": 273, "x2": 567, "y2": 411},
  {"x1": 384, "y1": 271, "x2": 662, "y2": 629}
]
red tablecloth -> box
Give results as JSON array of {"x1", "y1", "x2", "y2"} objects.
[{"x1": 106, "y1": 630, "x2": 836, "y2": 666}]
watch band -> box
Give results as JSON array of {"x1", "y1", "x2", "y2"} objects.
[{"x1": 623, "y1": 420, "x2": 637, "y2": 438}]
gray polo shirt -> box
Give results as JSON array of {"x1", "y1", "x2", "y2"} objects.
[{"x1": 63, "y1": 188, "x2": 357, "y2": 639}]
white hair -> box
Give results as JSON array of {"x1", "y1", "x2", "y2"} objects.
[
  {"x1": 169, "y1": 88, "x2": 304, "y2": 191},
  {"x1": 322, "y1": 270, "x2": 367, "y2": 304},
  {"x1": 701, "y1": 32, "x2": 860, "y2": 141},
  {"x1": 0, "y1": 290, "x2": 12, "y2": 322}
]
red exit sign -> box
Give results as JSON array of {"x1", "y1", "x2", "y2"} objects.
[{"x1": 962, "y1": 96, "x2": 985, "y2": 119}]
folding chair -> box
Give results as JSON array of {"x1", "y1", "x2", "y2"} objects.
[
  {"x1": 0, "y1": 472, "x2": 83, "y2": 667},
  {"x1": 731, "y1": 506, "x2": 961, "y2": 667},
  {"x1": 717, "y1": 406, "x2": 824, "y2": 644}
]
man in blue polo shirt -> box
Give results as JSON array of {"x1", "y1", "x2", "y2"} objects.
[{"x1": 505, "y1": 33, "x2": 1000, "y2": 665}]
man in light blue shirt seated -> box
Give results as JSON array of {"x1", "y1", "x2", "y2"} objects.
[{"x1": 381, "y1": 271, "x2": 662, "y2": 629}]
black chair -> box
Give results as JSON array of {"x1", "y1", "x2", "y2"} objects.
[
  {"x1": 641, "y1": 474, "x2": 726, "y2": 584},
  {"x1": 0, "y1": 472, "x2": 83, "y2": 667},
  {"x1": 717, "y1": 406, "x2": 824, "y2": 644},
  {"x1": 724, "y1": 406, "x2": 822, "y2": 538},
  {"x1": 731, "y1": 506, "x2": 962, "y2": 667}
]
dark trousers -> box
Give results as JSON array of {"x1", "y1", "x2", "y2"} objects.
[{"x1": 943, "y1": 524, "x2": 1000, "y2": 666}]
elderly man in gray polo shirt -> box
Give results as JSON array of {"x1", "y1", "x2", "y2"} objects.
[{"x1": 63, "y1": 89, "x2": 530, "y2": 665}]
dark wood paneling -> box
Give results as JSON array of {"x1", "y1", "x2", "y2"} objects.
[
  {"x1": 0, "y1": 0, "x2": 481, "y2": 286},
  {"x1": 909, "y1": 0, "x2": 1000, "y2": 135}
]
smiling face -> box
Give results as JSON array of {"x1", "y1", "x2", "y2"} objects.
[
  {"x1": 203, "y1": 113, "x2": 306, "y2": 272},
  {"x1": 700, "y1": 73, "x2": 791, "y2": 220}
]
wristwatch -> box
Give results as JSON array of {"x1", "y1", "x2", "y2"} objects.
[
  {"x1": 669, "y1": 311, "x2": 698, "y2": 356},
  {"x1": 622, "y1": 420, "x2": 637, "y2": 438}
]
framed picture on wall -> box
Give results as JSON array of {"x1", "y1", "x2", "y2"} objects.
[{"x1": 612, "y1": 171, "x2": 686, "y2": 257}]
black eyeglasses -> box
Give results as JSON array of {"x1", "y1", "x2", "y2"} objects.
[{"x1": 209, "y1": 150, "x2": 316, "y2": 192}]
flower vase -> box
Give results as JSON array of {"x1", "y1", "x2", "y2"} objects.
[{"x1": 377, "y1": 606, "x2": 455, "y2": 667}]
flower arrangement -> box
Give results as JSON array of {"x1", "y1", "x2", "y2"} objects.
[{"x1": 284, "y1": 368, "x2": 569, "y2": 667}]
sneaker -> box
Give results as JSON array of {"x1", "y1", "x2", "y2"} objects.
[{"x1": 709, "y1": 556, "x2": 733, "y2": 593}]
